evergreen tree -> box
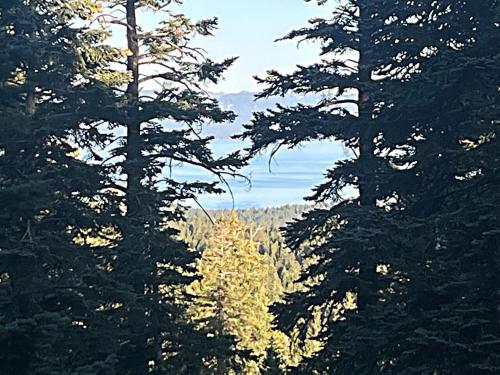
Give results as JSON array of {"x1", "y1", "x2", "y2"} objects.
[
  {"x1": 187, "y1": 213, "x2": 276, "y2": 374},
  {"x1": 0, "y1": 1, "x2": 120, "y2": 373},
  {"x1": 178, "y1": 207, "x2": 325, "y2": 371},
  {"x1": 86, "y1": 1, "x2": 246, "y2": 372},
  {"x1": 346, "y1": 1, "x2": 500, "y2": 372},
  {"x1": 240, "y1": 0, "x2": 407, "y2": 365},
  {"x1": 242, "y1": 0, "x2": 497, "y2": 373},
  {"x1": 177, "y1": 206, "x2": 304, "y2": 296}
]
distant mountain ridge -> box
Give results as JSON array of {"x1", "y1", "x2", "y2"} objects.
[
  {"x1": 146, "y1": 90, "x2": 320, "y2": 139},
  {"x1": 205, "y1": 91, "x2": 319, "y2": 139}
]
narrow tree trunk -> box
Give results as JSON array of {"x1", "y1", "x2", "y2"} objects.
[
  {"x1": 215, "y1": 280, "x2": 227, "y2": 374},
  {"x1": 356, "y1": 2, "x2": 378, "y2": 313},
  {"x1": 357, "y1": 2, "x2": 376, "y2": 207},
  {"x1": 121, "y1": 2, "x2": 150, "y2": 374},
  {"x1": 125, "y1": 0, "x2": 142, "y2": 219}
]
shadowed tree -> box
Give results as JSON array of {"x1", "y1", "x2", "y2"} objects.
[
  {"x1": 85, "y1": 1, "x2": 247, "y2": 373},
  {"x1": 343, "y1": 1, "x2": 500, "y2": 372},
  {"x1": 0, "y1": 1, "x2": 122, "y2": 373},
  {"x1": 242, "y1": 0, "x2": 498, "y2": 373}
]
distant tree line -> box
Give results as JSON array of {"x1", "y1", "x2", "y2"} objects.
[
  {"x1": 177, "y1": 205, "x2": 308, "y2": 291},
  {"x1": 0, "y1": 0, "x2": 498, "y2": 374},
  {"x1": 180, "y1": 210, "x2": 324, "y2": 373}
]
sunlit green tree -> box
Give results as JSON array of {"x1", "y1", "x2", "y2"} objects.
[{"x1": 188, "y1": 213, "x2": 277, "y2": 374}]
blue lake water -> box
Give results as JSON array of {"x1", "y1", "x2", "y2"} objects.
[{"x1": 170, "y1": 139, "x2": 347, "y2": 209}]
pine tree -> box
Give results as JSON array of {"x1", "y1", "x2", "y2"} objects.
[
  {"x1": 240, "y1": 1, "x2": 410, "y2": 367},
  {"x1": 0, "y1": 1, "x2": 120, "y2": 373},
  {"x1": 177, "y1": 206, "x2": 304, "y2": 297},
  {"x1": 350, "y1": 1, "x2": 500, "y2": 372},
  {"x1": 176, "y1": 207, "x2": 324, "y2": 371},
  {"x1": 241, "y1": 0, "x2": 497, "y2": 373},
  {"x1": 187, "y1": 213, "x2": 276, "y2": 374},
  {"x1": 85, "y1": 1, "x2": 247, "y2": 372}
]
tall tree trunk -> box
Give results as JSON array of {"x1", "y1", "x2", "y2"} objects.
[
  {"x1": 356, "y1": 2, "x2": 378, "y2": 313},
  {"x1": 121, "y1": 2, "x2": 150, "y2": 374},
  {"x1": 357, "y1": 2, "x2": 376, "y2": 207},
  {"x1": 125, "y1": 0, "x2": 142, "y2": 220}
]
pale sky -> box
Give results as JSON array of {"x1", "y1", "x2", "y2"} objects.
[{"x1": 143, "y1": 0, "x2": 334, "y2": 93}]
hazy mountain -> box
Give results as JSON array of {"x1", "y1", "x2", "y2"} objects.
[
  {"x1": 145, "y1": 90, "x2": 321, "y2": 139},
  {"x1": 204, "y1": 91, "x2": 320, "y2": 139}
]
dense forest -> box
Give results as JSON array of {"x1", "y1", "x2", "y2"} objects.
[
  {"x1": 177, "y1": 205, "x2": 308, "y2": 292},
  {"x1": 0, "y1": 0, "x2": 498, "y2": 374}
]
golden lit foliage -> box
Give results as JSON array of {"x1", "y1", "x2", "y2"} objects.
[{"x1": 187, "y1": 213, "x2": 275, "y2": 373}]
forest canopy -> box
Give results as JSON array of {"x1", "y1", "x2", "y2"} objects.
[{"x1": 0, "y1": 0, "x2": 498, "y2": 374}]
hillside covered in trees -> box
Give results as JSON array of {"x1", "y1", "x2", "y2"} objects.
[
  {"x1": 0, "y1": 0, "x2": 498, "y2": 374},
  {"x1": 177, "y1": 205, "x2": 309, "y2": 293}
]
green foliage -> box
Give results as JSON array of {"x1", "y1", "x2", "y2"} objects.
[
  {"x1": 0, "y1": 0, "x2": 246, "y2": 373},
  {"x1": 187, "y1": 213, "x2": 275, "y2": 373},
  {"x1": 78, "y1": 1, "x2": 247, "y2": 373},
  {"x1": 177, "y1": 205, "x2": 306, "y2": 295},
  {"x1": 1, "y1": 0, "x2": 497, "y2": 373},
  {"x1": 243, "y1": 0, "x2": 500, "y2": 374},
  {"x1": 0, "y1": 1, "x2": 119, "y2": 373},
  {"x1": 181, "y1": 207, "x2": 325, "y2": 373},
  {"x1": 353, "y1": 2, "x2": 500, "y2": 372}
]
